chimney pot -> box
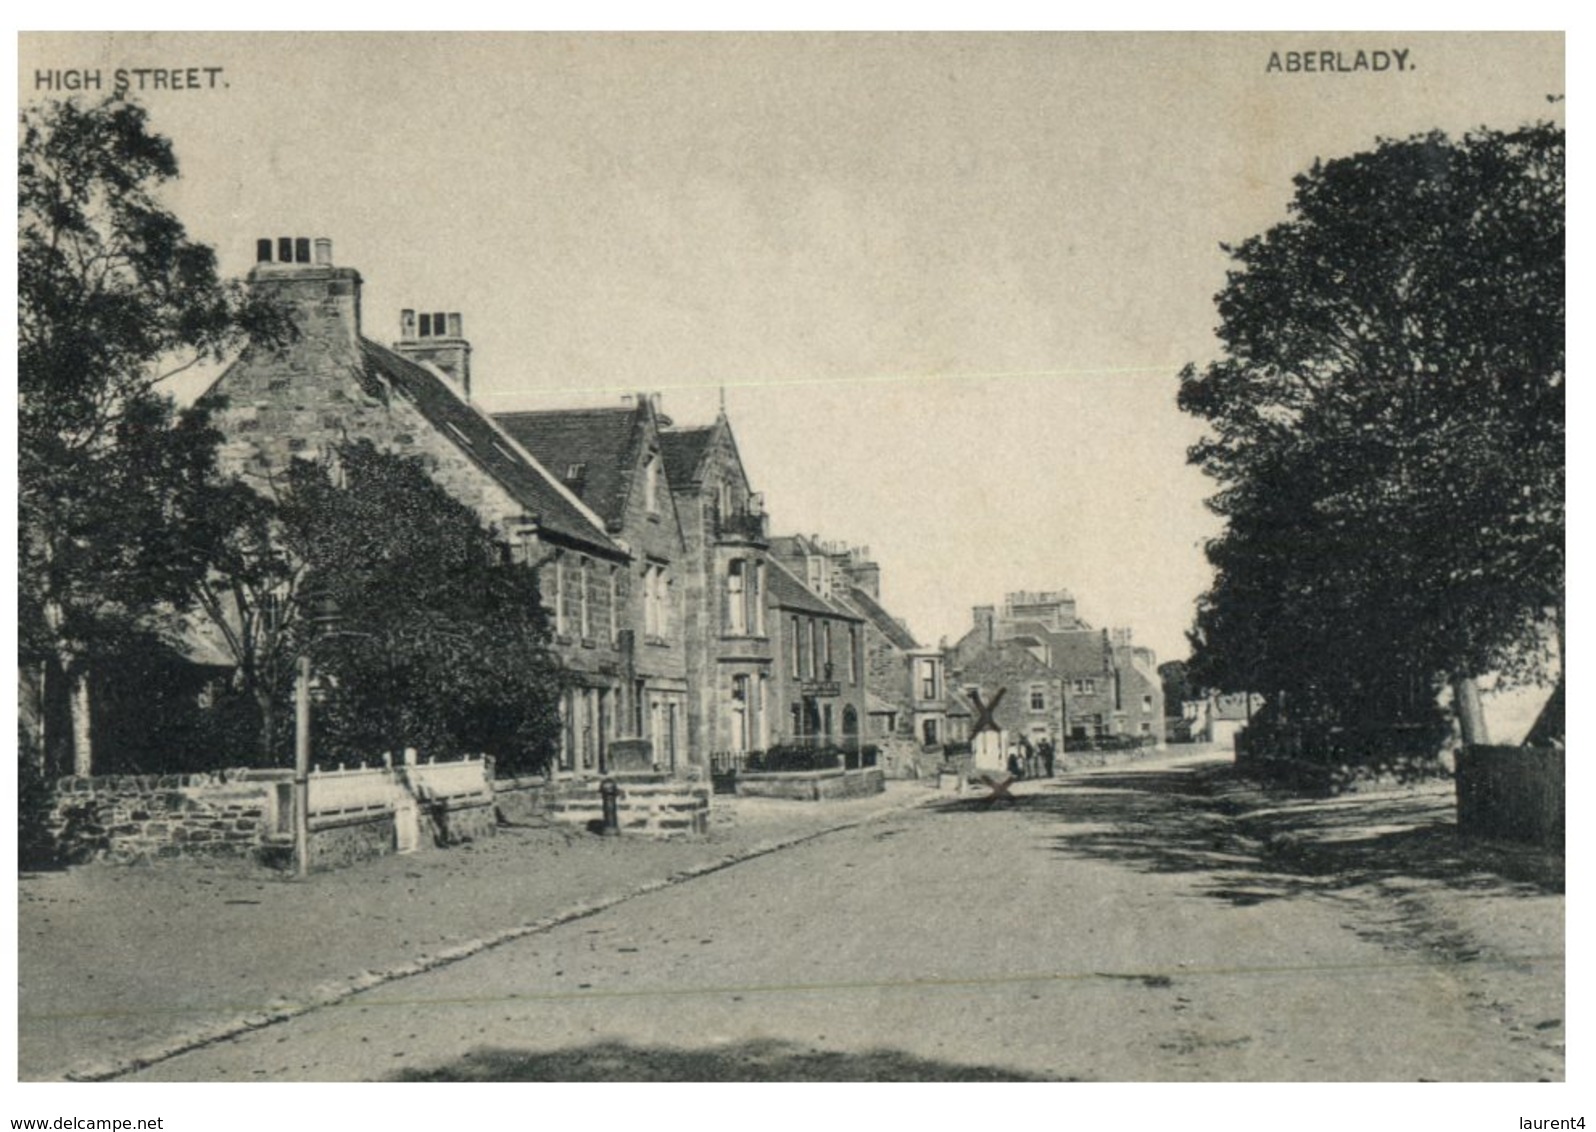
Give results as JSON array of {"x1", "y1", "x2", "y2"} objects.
[
  {"x1": 314, "y1": 237, "x2": 333, "y2": 265},
  {"x1": 256, "y1": 238, "x2": 272, "y2": 263},
  {"x1": 401, "y1": 309, "x2": 416, "y2": 339},
  {"x1": 432, "y1": 311, "x2": 446, "y2": 337},
  {"x1": 447, "y1": 312, "x2": 462, "y2": 337},
  {"x1": 418, "y1": 313, "x2": 432, "y2": 337},
  {"x1": 277, "y1": 237, "x2": 293, "y2": 263},
  {"x1": 294, "y1": 237, "x2": 311, "y2": 264}
]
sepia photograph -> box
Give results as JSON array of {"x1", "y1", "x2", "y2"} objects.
[{"x1": 12, "y1": 23, "x2": 1566, "y2": 1122}]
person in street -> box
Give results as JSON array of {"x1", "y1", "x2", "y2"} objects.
[{"x1": 1040, "y1": 738, "x2": 1056, "y2": 778}]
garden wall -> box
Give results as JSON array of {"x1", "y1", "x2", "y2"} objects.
[
  {"x1": 734, "y1": 767, "x2": 885, "y2": 802},
  {"x1": 494, "y1": 773, "x2": 710, "y2": 837},
  {"x1": 42, "y1": 756, "x2": 495, "y2": 870}
]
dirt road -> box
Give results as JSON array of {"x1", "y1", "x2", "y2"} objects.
[{"x1": 122, "y1": 756, "x2": 1563, "y2": 1081}]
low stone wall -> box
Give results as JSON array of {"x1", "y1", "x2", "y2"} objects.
[
  {"x1": 47, "y1": 772, "x2": 277, "y2": 865},
  {"x1": 491, "y1": 774, "x2": 558, "y2": 825},
  {"x1": 734, "y1": 767, "x2": 885, "y2": 802},
  {"x1": 552, "y1": 775, "x2": 711, "y2": 838},
  {"x1": 1455, "y1": 745, "x2": 1564, "y2": 847},
  {"x1": 492, "y1": 774, "x2": 711, "y2": 837},
  {"x1": 43, "y1": 757, "x2": 495, "y2": 870},
  {"x1": 305, "y1": 809, "x2": 396, "y2": 872}
]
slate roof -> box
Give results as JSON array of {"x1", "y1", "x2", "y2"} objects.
[
  {"x1": 358, "y1": 341, "x2": 620, "y2": 555},
  {"x1": 659, "y1": 426, "x2": 714, "y2": 488},
  {"x1": 843, "y1": 586, "x2": 919, "y2": 651},
  {"x1": 491, "y1": 406, "x2": 643, "y2": 528},
  {"x1": 766, "y1": 558, "x2": 861, "y2": 620},
  {"x1": 1006, "y1": 621, "x2": 1112, "y2": 677}
]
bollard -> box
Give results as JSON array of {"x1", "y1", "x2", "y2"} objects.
[{"x1": 599, "y1": 777, "x2": 622, "y2": 837}]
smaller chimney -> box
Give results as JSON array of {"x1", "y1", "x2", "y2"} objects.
[
  {"x1": 973, "y1": 605, "x2": 996, "y2": 645},
  {"x1": 392, "y1": 308, "x2": 472, "y2": 401},
  {"x1": 314, "y1": 237, "x2": 333, "y2": 265}
]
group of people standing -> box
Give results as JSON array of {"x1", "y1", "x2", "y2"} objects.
[{"x1": 1006, "y1": 736, "x2": 1056, "y2": 780}]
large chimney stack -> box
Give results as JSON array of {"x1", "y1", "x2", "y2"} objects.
[
  {"x1": 393, "y1": 308, "x2": 473, "y2": 401},
  {"x1": 247, "y1": 235, "x2": 362, "y2": 356}
]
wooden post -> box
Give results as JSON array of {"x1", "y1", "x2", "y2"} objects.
[{"x1": 295, "y1": 654, "x2": 312, "y2": 879}]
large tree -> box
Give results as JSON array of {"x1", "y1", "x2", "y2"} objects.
[
  {"x1": 18, "y1": 96, "x2": 288, "y2": 774},
  {"x1": 1178, "y1": 122, "x2": 1563, "y2": 745},
  {"x1": 199, "y1": 442, "x2": 566, "y2": 773}
]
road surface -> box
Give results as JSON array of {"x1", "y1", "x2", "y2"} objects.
[{"x1": 127, "y1": 755, "x2": 1562, "y2": 1081}]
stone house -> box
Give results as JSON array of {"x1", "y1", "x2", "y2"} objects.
[
  {"x1": 769, "y1": 536, "x2": 967, "y2": 775},
  {"x1": 949, "y1": 590, "x2": 1165, "y2": 747},
  {"x1": 492, "y1": 397, "x2": 692, "y2": 773},
  {"x1": 200, "y1": 237, "x2": 634, "y2": 778},
  {"x1": 946, "y1": 638, "x2": 1067, "y2": 756},
  {"x1": 657, "y1": 412, "x2": 778, "y2": 761},
  {"x1": 764, "y1": 557, "x2": 868, "y2": 751}
]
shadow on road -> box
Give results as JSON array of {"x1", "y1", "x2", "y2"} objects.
[
  {"x1": 937, "y1": 763, "x2": 1562, "y2": 905},
  {"x1": 390, "y1": 1037, "x2": 1059, "y2": 1081}
]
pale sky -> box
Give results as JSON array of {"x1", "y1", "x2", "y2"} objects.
[{"x1": 18, "y1": 31, "x2": 1565, "y2": 663}]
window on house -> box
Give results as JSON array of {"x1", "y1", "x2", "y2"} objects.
[
  {"x1": 920, "y1": 659, "x2": 939, "y2": 700},
  {"x1": 579, "y1": 557, "x2": 592, "y2": 639},
  {"x1": 726, "y1": 559, "x2": 747, "y2": 634},
  {"x1": 1142, "y1": 693, "x2": 1154, "y2": 713},
  {"x1": 1140, "y1": 721, "x2": 1152, "y2": 734},
  {"x1": 552, "y1": 554, "x2": 567, "y2": 636},
  {"x1": 644, "y1": 452, "x2": 660, "y2": 513},
  {"x1": 757, "y1": 674, "x2": 770, "y2": 749},
  {"x1": 791, "y1": 617, "x2": 802, "y2": 672},
  {"x1": 658, "y1": 569, "x2": 670, "y2": 636},
  {"x1": 608, "y1": 567, "x2": 620, "y2": 644},
  {"x1": 643, "y1": 564, "x2": 668, "y2": 639},
  {"x1": 751, "y1": 562, "x2": 766, "y2": 635},
  {"x1": 1073, "y1": 678, "x2": 1096, "y2": 695},
  {"x1": 847, "y1": 625, "x2": 858, "y2": 683},
  {"x1": 808, "y1": 619, "x2": 819, "y2": 678},
  {"x1": 822, "y1": 622, "x2": 832, "y2": 675},
  {"x1": 1030, "y1": 685, "x2": 1046, "y2": 712},
  {"x1": 732, "y1": 674, "x2": 750, "y2": 752}
]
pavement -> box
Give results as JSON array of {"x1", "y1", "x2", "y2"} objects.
[
  {"x1": 17, "y1": 749, "x2": 1564, "y2": 1082},
  {"x1": 17, "y1": 777, "x2": 946, "y2": 1082}
]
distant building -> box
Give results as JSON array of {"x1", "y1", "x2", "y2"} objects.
[
  {"x1": 949, "y1": 590, "x2": 1164, "y2": 747},
  {"x1": 770, "y1": 536, "x2": 967, "y2": 775}
]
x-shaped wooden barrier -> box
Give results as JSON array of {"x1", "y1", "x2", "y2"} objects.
[
  {"x1": 968, "y1": 687, "x2": 1005, "y2": 737},
  {"x1": 978, "y1": 774, "x2": 1016, "y2": 805}
]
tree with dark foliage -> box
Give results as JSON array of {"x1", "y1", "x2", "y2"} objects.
[
  {"x1": 210, "y1": 442, "x2": 567, "y2": 774},
  {"x1": 18, "y1": 96, "x2": 290, "y2": 774},
  {"x1": 1178, "y1": 123, "x2": 1563, "y2": 745}
]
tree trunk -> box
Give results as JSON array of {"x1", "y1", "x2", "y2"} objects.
[
  {"x1": 18, "y1": 662, "x2": 48, "y2": 769},
  {"x1": 255, "y1": 685, "x2": 277, "y2": 765},
  {"x1": 68, "y1": 664, "x2": 94, "y2": 777},
  {"x1": 1451, "y1": 673, "x2": 1490, "y2": 747}
]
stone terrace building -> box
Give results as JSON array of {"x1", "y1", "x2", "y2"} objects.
[
  {"x1": 493, "y1": 397, "x2": 692, "y2": 773},
  {"x1": 764, "y1": 557, "x2": 867, "y2": 750},
  {"x1": 769, "y1": 536, "x2": 967, "y2": 775},
  {"x1": 202, "y1": 237, "x2": 633, "y2": 777},
  {"x1": 657, "y1": 412, "x2": 778, "y2": 763}
]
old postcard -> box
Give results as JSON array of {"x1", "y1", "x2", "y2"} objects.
[{"x1": 14, "y1": 27, "x2": 1566, "y2": 1125}]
